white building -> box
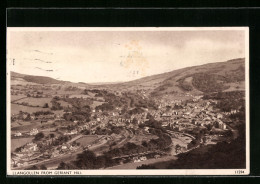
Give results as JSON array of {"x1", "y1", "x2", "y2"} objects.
[
  {"x1": 14, "y1": 131, "x2": 22, "y2": 137},
  {"x1": 29, "y1": 128, "x2": 38, "y2": 136}
]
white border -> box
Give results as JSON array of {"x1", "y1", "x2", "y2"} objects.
[{"x1": 6, "y1": 27, "x2": 250, "y2": 176}]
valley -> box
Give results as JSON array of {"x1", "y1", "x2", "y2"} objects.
[{"x1": 10, "y1": 58, "x2": 246, "y2": 170}]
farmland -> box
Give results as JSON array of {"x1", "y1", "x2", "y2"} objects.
[
  {"x1": 75, "y1": 135, "x2": 99, "y2": 147},
  {"x1": 11, "y1": 104, "x2": 49, "y2": 115},
  {"x1": 11, "y1": 95, "x2": 27, "y2": 102},
  {"x1": 11, "y1": 137, "x2": 34, "y2": 152},
  {"x1": 15, "y1": 97, "x2": 52, "y2": 107},
  {"x1": 91, "y1": 101, "x2": 105, "y2": 109},
  {"x1": 129, "y1": 134, "x2": 158, "y2": 145}
]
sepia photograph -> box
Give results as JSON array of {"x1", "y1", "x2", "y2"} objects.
[{"x1": 6, "y1": 27, "x2": 249, "y2": 175}]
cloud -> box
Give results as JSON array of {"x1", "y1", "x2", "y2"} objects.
[{"x1": 8, "y1": 30, "x2": 246, "y2": 83}]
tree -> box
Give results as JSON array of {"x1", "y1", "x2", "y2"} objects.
[
  {"x1": 132, "y1": 117, "x2": 138, "y2": 125},
  {"x1": 175, "y1": 144, "x2": 181, "y2": 153},
  {"x1": 34, "y1": 132, "x2": 45, "y2": 141},
  {"x1": 43, "y1": 103, "x2": 49, "y2": 108},
  {"x1": 137, "y1": 164, "x2": 157, "y2": 169},
  {"x1": 27, "y1": 165, "x2": 39, "y2": 170},
  {"x1": 49, "y1": 133, "x2": 55, "y2": 144},
  {"x1": 24, "y1": 114, "x2": 31, "y2": 121},
  {"x1": 142, "y1": 141, "x2": 148, "y2": 147},
  {"x1": 75, "y1": 150, "x2": 96, "y2": 169},
  {"x1": 40, "y1": 165, "x2": 47, "y2": 170},
  {"x1": 57, "y1": 161, "x2": 75, "y2": 170}
]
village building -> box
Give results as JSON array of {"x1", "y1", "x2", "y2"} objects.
[{"x1": 29, "y1": 128, "x2": 38, "y2": 136}]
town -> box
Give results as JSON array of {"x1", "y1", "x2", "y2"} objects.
[{"x1": 10, "y1": 81, "x2": 243, "y2": 170}]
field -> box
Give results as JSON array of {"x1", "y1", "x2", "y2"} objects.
[
  {"x1": 224, "y1": 81, "x2": 245, "y2": 92},
  {"x1": 129, "y1": 135, "x2": 158, "y2": 145},
  {"x1": 11, "y1": 95, "x2": 27, "y2": 102},
  {"x1": 69, "y1": 94, "x2": 90, "y2": 99},
  {"x1": 11, "y1": 103, "x2": 50, "y2": 115},
  {"x1": 11, "y1": 121, "x2": 42, "y2": 131},
  {"x1": 15, "y1": 97, "x2": 52, "y2": 107},
  {"x1": 75, "y1": 135, "x2": 99, "y2": 147},
  {"x1": 91, "y1": 101, "x2": 105, "y2": 108},
  {"x1": 11, "y1": 137, "x2": 34, "y2": 152},
  {"x1": 57, "y1": 100, "x2": 72, "y2": 108}
]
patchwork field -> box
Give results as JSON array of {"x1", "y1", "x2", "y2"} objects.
[
  {"x1": 11, "y1": 104, "x2": 50, "y2": 115},
  {"x1": 11, "y1": 95, "x2": 27, "y2": 102},
  {"x1": 129, "y1": 135, "x2": 158, "y2": 145},
  {"x1": 57, "y1": 100, "x2": 72, "y2": 108},
  {"x1": 11, "y1": 121, "x2": 42, "y2": 131},
  {"x1": 15, "y1": 97, "x2": 52, "y2": 107},
  {"x1": 69, "y1": 94, "x2": 90, "y2": 99},
  {"x1": 75, "y1": 135, "x2": 99, "y2": 147},
  {"x1": 91, "y1": 100, "x2": 105, "y2": 108},
  {"x1": 11, "y1": 137, "x2": 34, "y2": 152}
]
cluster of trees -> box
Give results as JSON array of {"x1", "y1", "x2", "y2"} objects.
[
  {"x1": 33, "y1": 110, "x2": 54, "y2": 117},
  {"x1": 225, "y1": 65, "x2": 245, "y2": 83},
  {"x1": 57, "y1": 150, "x2": 116, "y2": 169},
  {"x1": 34, "y1": 132, "x2": 45, "y2": 141},
  {"x1": 127, "y1": 107, "x2": 145, "y2": 115},
  {"x1": 49, "y1": 135, "x2": 72, "y2": 147},
  {"x1": 95, "y1": 103, "x2": 114, "y2": 111},
  {"x1": 203, "y1": 91, "x2": 245, "y2": 100},
  {"x1": 137, "y1": 164, "x2": 157, "y2": 169},
  {"x1": 14, "y1": 111, "x2": 31, "y2": 121},
  {"x1": 64, "y1": 86, "x2": 79, "y2": 91},
  {"x1": 167, "y1": 131, "x2": 245, "y2": 169},
  {"x1": 94, "y1": 126, "x2": 123, "y2": 135},
  {"x1": 203, "y1": 91, "x2": 245, "y2": 113},
  {"x1": 63, "y1": 111, "x2": 91, "y2": 122},
  {"x1": 105, "y1": 142, "x2": 147, "y2": 157},
  {"x1": 51, "y1": 99, "x2": 63, "y2": 110},
  {"x1": 178, "y1": 78, "x2": 193, "y2": 91},
  {"x1": 105, "y1": 117, "x2": 172, "y2": 158},
  {"x1": 26, "y1": 165, "x2": 47, "y2": 170},
  {"x1": 63, "y1": 102, "x2": 91, "y2": 122},
  {"x1": 192, "y1": 73, "x2": 229, "y2": 92}
]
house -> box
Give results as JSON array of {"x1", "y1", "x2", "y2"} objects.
[
  {"x1": 144, "y1": 126, "x2": 150, "y2": 133},
  {"x1": 133, "y1": 157, "x2": 141, "y2": 163},
  {"x1": 154, "y1": 154, "x2": 160, "y2": 159},
  {"x1": 140, "y1": 156, "x2": 147, "y2": 161},
  {"x1": 29, "y1": 128, "x2": 38, "y2": 136},
  {"x1": 231, "y1": 109, "x2": 238, "y2": 114},
  {"x1": 14, "y1": 131, "x2": 22, "y2": 137},
  {"x1": 217, "y1": 114, "x2": 223, "y2": 119},
  {"x1": 61, "y1": 144, "x2": 69, "y2": 150},
  {"x1": 218, "y1": 122, "x2": 227, "y2": 130},
  {"x1": 64, "y1": 130, "x2": 78, "y2": 135},
  {"x1": 161, "y1": 121, "x2": 169, "y2": 127},
  {"x1": 51, "y1": 150, "x2": 60, "y2": 158},
  {"x1": 21, "y1": 142, "x2": 38, "y2": 152}
]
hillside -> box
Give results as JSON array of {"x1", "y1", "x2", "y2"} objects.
[
  {"x1": 11, "y1": 72, "x2": 68, "y2": 85},
  {"x1": 112, "y1": 58, "x2": 245, "y2": 96},
  {"x1": 10, "y1": 58, "x2": 245, "y2": 95}
]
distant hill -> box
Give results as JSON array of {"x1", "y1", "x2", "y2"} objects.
[
  {"x1": 10, "y1": 58, "x2": 245, "y2": 95},
  {"x1": 11, "y1": 72, "x2": 68, "y2": 84},
  {"x1": 108, "y1": 58, "x2": 245, "y2": 96}
]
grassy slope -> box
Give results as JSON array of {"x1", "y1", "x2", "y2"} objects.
[{"x1": 11, "y1": 58, "x2": 245, "y2": 94}]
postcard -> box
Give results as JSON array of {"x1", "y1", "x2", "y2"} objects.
[{"x1": 6, "y1": 27, "x2": 249, "y2": 175}]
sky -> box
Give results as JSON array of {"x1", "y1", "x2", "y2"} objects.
[{"x1": 7, "y1": 28, "x2": 246, "y2": 83}]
